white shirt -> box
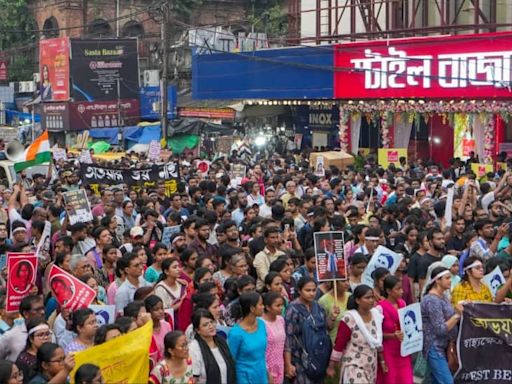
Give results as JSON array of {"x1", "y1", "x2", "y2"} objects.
[
  {"x1": 115, "y1": 276, "x2": 151, "y2": 314},
  {"x1": 190, "y1": 338, "x2": 228, "y2": 384}
]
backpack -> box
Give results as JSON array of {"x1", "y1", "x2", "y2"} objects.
[{"x1": 295, "y1": 302, "x2": 332, "y2": 381}]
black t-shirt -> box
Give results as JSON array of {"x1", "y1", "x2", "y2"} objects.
[
  {"x1": 446, "y1": 235, "x2": 465, "y2": 252},
  {"x1": 407, "y1": 252, "x2": 441, "y2": 281}
]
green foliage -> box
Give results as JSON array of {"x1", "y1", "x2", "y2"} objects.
[
  {"x1": 173, "y1": 0, "x2": 204, "y2": 17},
  {"x1": 0, "y1": 0, "x2": 36, "y2": 81},
  {"x1": 248, "y1": 0, "x2": 288, "y2": 39}
]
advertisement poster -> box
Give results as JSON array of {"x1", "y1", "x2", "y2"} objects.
[
  {"x1": 48, "y1": 265, "x2": 95, "y2": 311},
  {"x1": 378, "y1": 148, "x2": 407, "y2": 168},
  {"x1": 455, "y1": 303, "x2": 512, "y2": 383},
  {"x1": 398, "y1": 303, "x2": 423, "y2": 356},
  {"x1": 362, "y1": 246, "x2": 403, "y2": 287},
  {"x1": 69, "y1": 99, "x2": 140, "y2": 131},
  {"x1": 471, "y1": 163, "x2": 493, "y2": 177},
  {"x1": 70, "y1": 39, "x2": 139, "y2": 102},
  {"x1": 63, "y1": 190, "x2": 94, "y2": 225},
  {"x1": 313, "y1": 231, "x2": 346, "y2": 281},
  {"x1": 39, "y1": 37, "x2": 70, "y2": 101},
  {"x1": 6, "y1": 253, "x2": 37, "y2": 312}
]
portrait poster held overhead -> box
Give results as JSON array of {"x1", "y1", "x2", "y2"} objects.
[
  {"x1": 6, "y1": 253, "x2": 37, "y2": 312},
  {"x1": 70, "y1": 321, "x2": 152, "y2": 384},
  {"x1": 362, "y1": 245, "x2": 403, "y2": 287},
  {"x1": 314, "y1": 231, "x2": 347, "y2": 281},
  {"x1": 89, "y1": 304, "x2": 116, "y2": 325},
  {"x1": 48, "y1": 265, "x2": 95, "y2": 311},
  {"x1": 63, "y1": 189, "x2": 93, "y2": 225},
  {"x1": 398, "y1": 303, "x2": 423, "y2": 356},
  {"x1": 455, "y1": 303, "x2": 512, "y2": 383},
  {"x1": 482, "y1": 266, "x2": 506, "y2": 298}
]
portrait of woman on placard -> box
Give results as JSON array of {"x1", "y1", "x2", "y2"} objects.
[
  {"x1": 403, "y1": 310, "x2": 420, "y2": 340},
  {"x1": 50, "y1": 275, "x2": 75, "y2": 306},
  {"x1": 41, "y1": 64, "x2": 53, "y2": 101},
  {"x1": 10, "y1": 260, "x2": 34, "y2": 294}
]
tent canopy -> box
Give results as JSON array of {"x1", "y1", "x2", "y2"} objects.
[{"x1": 168, "y1": 118, "x2": 234, "y2": 136}]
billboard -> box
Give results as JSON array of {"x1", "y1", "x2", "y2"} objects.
[
  {"x1": 39, "y1": 37, "x2": 70, "y2": 101},
  {"x1": 334, "y1": 32, "x2": 512, "y2": 99},
  {"x1": 70, "y1": 39, "x2": 139, "y2": 102},
  {"x1": 140, "y1": 86, "x2": 177, "y2": 120},
  {"x1": 41, "y1": 103, "x2": 69, "y2": 132}
]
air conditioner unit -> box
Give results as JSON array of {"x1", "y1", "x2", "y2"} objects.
[{"x1": 143, "y1": 70, "x2": 159, "y2": 87}]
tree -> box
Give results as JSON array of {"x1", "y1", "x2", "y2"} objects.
[
  {"x1": 0, "y1": 0, "x2": 37, "y2": 81},
  {"x1": 248, "y1": 0, "x2": 288, "y2": 41}
]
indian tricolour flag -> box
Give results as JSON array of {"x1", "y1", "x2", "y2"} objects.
[{"x1": 13, "y1": 131, "x2": 52, "y2": 172}]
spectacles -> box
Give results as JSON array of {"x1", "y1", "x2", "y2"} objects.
[
  {"x1": 29, "y1": 306, "x2": 45, "y2": 313},
  {"x1": 10, "y1": 371, "x2": 23, "y2": 379},
  {"x1": 49, "y1": 357, "x2": 65, "y2": 363},
  {"x1": 34, "y1": 331, "x2": 52, "y2": 338}
]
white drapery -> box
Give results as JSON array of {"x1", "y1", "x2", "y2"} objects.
[
  {"x1": 393, "y1": 113, "x2": 412, "y2": 148},
  {"x1": 350, "y1": 115, "x2": 362, "y2": 154},
  {"x1": 473, "y1": 114, "x2": 485, "y2": 161}
]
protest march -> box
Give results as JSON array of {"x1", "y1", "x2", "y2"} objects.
[{"x1": 2, "y1": 131, "x2": 512, "y2": 384}]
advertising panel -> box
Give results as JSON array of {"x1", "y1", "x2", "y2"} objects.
[
  {"x1": 39, "y1": 37, "x2": 70, "y2": 101},
  {"x1": 68, "y1": 99, "x2": 140, "y2": 130},
  {"x1": 41, "y1": 103, "x2": 69, "y2": 132},
  {"x1": 334, "y1": 32, "x2": 512, "y2": 99},
  {"x1": 70, "y1": 39, "x2": 139, "y2": 102},
  {"x1": 140, "y1": 85, "x2": 177, "y2": 120}
]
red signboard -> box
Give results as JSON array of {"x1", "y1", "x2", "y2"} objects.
[
  {"x1": 69, "y1": 99, "x2": 140, "y2": 130},
  {"x1": 39, "y1": 37, "x2": 70, "y2": 101},
  {"x1": 0, "y1": 61, "x2": 8, "y2": 81},
  {"x1": 48, "y1": 265, "x2": 95, "y2": 311},
  {"x1": 178, "y1": 107, "x2": 235, "y2": 120},
  {"x1": 334, "y1": 32, "x2": 512, "y2": 99}
]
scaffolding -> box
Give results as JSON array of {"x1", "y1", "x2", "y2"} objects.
[{"x1": 289, "y1": 0, "x2": 512, "y2": 44}]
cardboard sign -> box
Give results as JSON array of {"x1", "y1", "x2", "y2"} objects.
[
  {"x1": 89, "y1": 304, "x2": 116, "y2": 325},
  {"x1": 314, "y1": 155, "x2": 325, "y2": 177},
  {"x1": 79, "y1": 149, "x2": 93, "y2": 164},
  {"x1": 6, "y1": 253, "x2": 37, "y2": 312},
  {"x1": 483, "y1": 266, "x2": 506, "y2": 298},
  {"x1": 378, "y1": 148, "x2": 407, "y2": 168},
  {"x1": 35, "y1": 220, "x2": 51, "y2": 262},
  {"x1": 48, "y1": 265, "x2": 95, "y2": 311},
  {"x1": 63, "y1": 189, "x2": 93, "y2": 225},
  {"x1": 196, "y1": 160, "x2": 210, "y2": 176},
  {"x1": 362, "y1": 246, "x2": 403, "y2": 287},
  {"x1": 162, "y1": 225, "x2": 181, "y2": 247},
  {"x1": 148, "y1": 140, "x2": 161, "y2": 161},
  {"x1": 398, "y1": 303, "x2": 423, "y2": 357},
  {"x1": 313, "y1": 231, "x2": 347, "y2": 281},
  {"x1": 52, "y1": 148, "x2": 67, "y2": 161}
]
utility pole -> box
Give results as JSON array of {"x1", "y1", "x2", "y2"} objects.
[{"x1": 160, "y1": 0, "x2": 171, "y2": 144}]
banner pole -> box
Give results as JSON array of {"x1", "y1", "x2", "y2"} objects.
[{"x1": 334, "y1": 280, "x2": 338, "y2": 304}]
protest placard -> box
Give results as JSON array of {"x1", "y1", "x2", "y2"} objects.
[
  {"x1": 48, "y1": 265, "x2": 95, "y2": 311},
  {"x1": 148, "y1": 140, "x2": 161, "y2": 161},
  {"x1": 398, "y1": 303, "x2": 423, "y2": 356},
  {"x1": 89, "y1": 304, "x2": 116, "y2": 325},
  {"x1": 79, "y1": 149, "x2": 93, "y2": 164},
  {"x1": 455, "y1": 303, "x2": 512, "y2": 384},
  {"x1": 483, "y1": 266, "x2": 506, "y2": 298},
  {"x1": 6, "y1": 253, "x2": 37, "y2": 311},
  {"x1": 63, "y1": 189, "x2": 93, "y2": 225},
  {"x1": 162, "y1": 225, "x2": 181, "y2": 247},
  {"x1": 314, "y1": 155, "x2": 325, "y2": 176},
  {"x1": 52, "y1": 148, "x2": 67, "y2": 161},
  {"x1": 313, "y1": 231, "x2": 347, "y2": 281},
  {"x1": 362, "y1": 246, "x2": 403, "y2": 287},
  {"x1": 70, "y1": 321, "x2": 152, "y2": 384},
  {"x1": 35, "y1": 220, "x2": 51, "y2": 261},
  {"x1": 230, "y1": 164, "x2": 246, "y2": 187}
]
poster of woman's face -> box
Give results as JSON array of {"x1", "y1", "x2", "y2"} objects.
[
  {"x1": 10, "y1": 260, "x2": 34, "y2": 294},
  {"x1": 403, "y1": 310, "x2": 419, "y2": 339},
  {"x1": 50, "y1": 274, "x2": 75, "y2": 306}
]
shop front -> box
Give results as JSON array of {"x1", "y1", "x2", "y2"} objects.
[{"x1": 334, "y1": 32, "x2": 512, "y2": 169}]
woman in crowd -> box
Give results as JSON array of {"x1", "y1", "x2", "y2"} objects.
[
  {"x1": 285, "y1": 277, "x2": 337, "y2": 384},
  {"x1": 269, "y1": 256, "x2": 297, "y2": 302},
  {"x1": 144, "y1": 294, "x2": 172, "y2": 364},
  {"x1": 451, "y1": 256, "x2": 492, "y2": 306},
  {"x1": 149, "y1": 331, "x2": 194, "y2": 384},
  {"x1": 372, "y1": 267, "x2": 390, "y2": 302},
  {"x1": 319, "y1": 279, "x2": 350, "y2": 342},
  {"x1": 86, "y1": 226, "x2": 112, "y2": 269},
  {"x1": 0, "y1": 360, "x2": 23, "y2": 384},
  {"x1": 145, "y1": 243, "x2": 169, "y2": 283},
  {"x1": 154, "y1": 257, "x2": 187, "y2": 322},
  {"x1": 189, "y1": 309, "x2": 236, "y2": 384},
  {"x1": 100, "y1": 215, "x2": 121, "y2": 248},
  {"x1": 187, "y1": 292, "x2": 228, "y2": 340},
  {"x1": 64, "y1": 309, "x2": 98, "y2": 354},
  {"x1": 74, "y1": 364, "x2": 103, "y2": 384},
  {"x1": 327, "y1": 284, "x2": 384, "y2": 384},
  {"x1": 28, "y1": 343, "x2": 75, "y2": 384},
  {"x1": 377, "y1": 275, "x2": 413, "y2": 384},
  {"x1": 347, "y1": 252, "x2": 368, "y2": 292},
  {"x1": 261, "y1": 291, "x2": 286, "y2": 384},
  {"x1": 422, "y1": 266, "x2": 463, "y2": 384},
  {"x1": 94, "y1": 324, "x2": 122, "y2": 345},
  {"x1": 441, "y1": 255, "x2": 461, "y2": 293},
  {"x1": 223, "y1": 275, "x2": 256, "y2": 326},
  {"x1": 97, "y1": 244, "x2": 119, "y2": 288},
  {"x1": 212, "y1": 249, "x2": 236, "y2": 288},
  {"x1": 178, "y1": 267, "x2": 214, "y2": 332},
  {"x1": 16, "y1": 318, "x2": 53, "y2": 382},
  {"x1": 80, "y1": 274, "x2": 106, "y2": 305},
  {"x1": 227, "y1": 292, "x2": 269, "y2": 384}
]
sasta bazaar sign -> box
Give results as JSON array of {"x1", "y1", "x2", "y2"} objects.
[{"x1": 334, "y1": 32, "x2": 512, "y2": 99}]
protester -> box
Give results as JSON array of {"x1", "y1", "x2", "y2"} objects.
[
  {"x1": 227, "y1": 292, "x2": 268, "y2": 384},
  {"x1": 29, "y1": 343, "x2": 75, "y2": 384},
  {"x1": 149, "y1": 331, "x2": 194, "y2": 384},
  {"x1": 189, "y1": 309, "x2": 235, "y2": 384},
  {"x1": 261, "y1": 291, "x2": 286, "y2": 384},
  {"x1": 0, "y1": 359, "x2": 23, "y2": 384},
  {"x1": 16, "y1": 318, "x2": 53, "y2": 382},
  {"x1": 64, "y1": 309, "x2": 98, "y2": 354},
  {"x1": 74, "y1": 363, "x2": 103, "y2": 384}
]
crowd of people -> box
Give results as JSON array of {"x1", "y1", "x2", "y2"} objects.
[{"x1": 0, "y1": 147, "x2": 511, "y2": 384}]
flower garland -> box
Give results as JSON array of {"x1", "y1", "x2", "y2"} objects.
[
  {"x1": 339, "y1": 107, "x2": 350, "y2": 152},
  {"x1": 380, "y1": 111, "x2": 391, "y2": 148},
  {"x1": 484, "y1": 114, "x2": 495, "y2": 164},
  {"x1": 340, "y1": 100, "x2": 512, "y2": 115}
]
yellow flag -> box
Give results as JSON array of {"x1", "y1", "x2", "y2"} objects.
[{"x1": 70, "y1": 321, "x2": 153, "y2": 383}]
